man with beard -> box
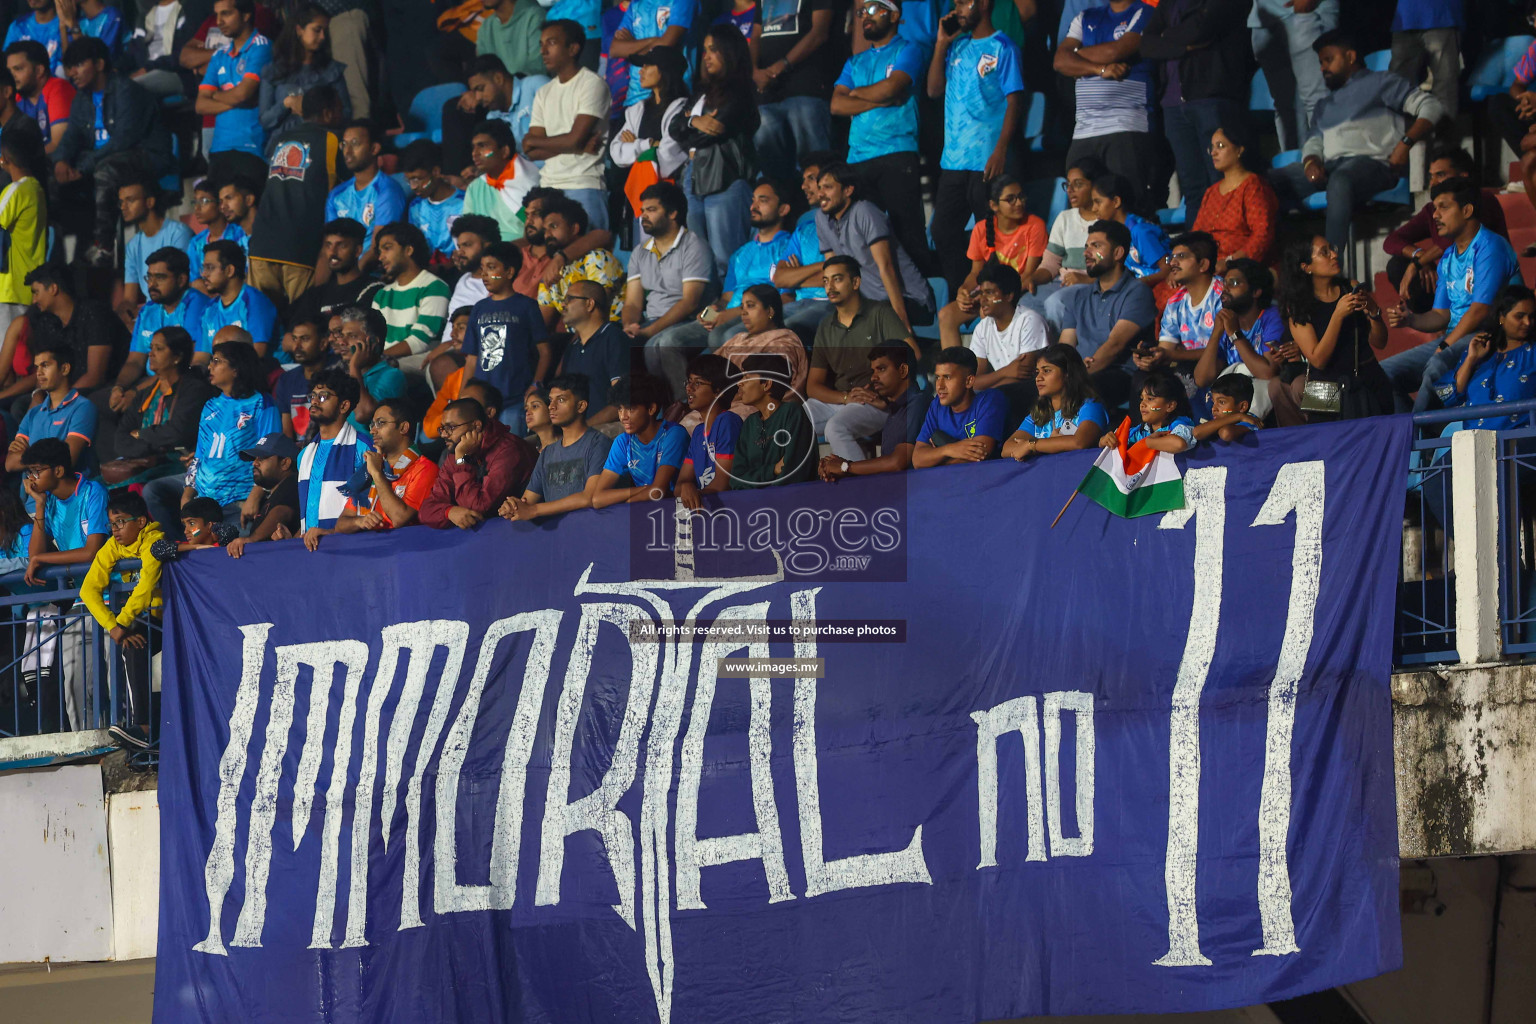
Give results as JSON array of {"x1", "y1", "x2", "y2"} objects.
[
  {"x1": 113, "y1": 247, "x2": 211, "y2": 399},
  {"x1": 1192, "y1": 259, "x2": 1284, "y2": 421},
  {"x1": 623, "y1": 181, "x2": 711, "y2": 399},
  {"x1": 437, "y1": 215, "x2": 500, "y2": 343},
  {"x1": 271, "y1": 315, "x2": 340, "y2": 438},
  {"x1": 198, "y1": 239, "x2": 280, "y2": 355},
  {"x1": 1268, "y1": 28, "x2": 1441, "y2": 257},
  {"x1": 818, "y1": 342, "x2": 931, "y2": 482},
  {"x1": 773, "y1": 162, "x2": 932, "y2": 332},
  {"x1": 369, "y1": 222, "x2": 450, "y2": 377},
  {"x1": 5, "y1": 39, "x2": 73, "y2": 154},
  {"x1": 463, "y1": 118, "x2": 541, "y2": 247},
  {"x1": 832, "y1": 0, "x2": 930, "y2": 276},
  {"x1": 294, "y1": 367, "x2": 374, "y2": 532},
  {"x1": 323, "y1": 119, "x2": 407, "y2": 276},
  {"x1": 511, "y1": 186, "x2": 562, "y2": 297},
  {"x1": 225, "y1": 431, "x2": 301, "y2": 558},
  {"x1": 305, "y1": 398, "x2": 439, "y2": 546},
  {"x1": 1059, "y1": 219, "x2": 1157, "y2": 411},
  {"x1": 675, "y1": 180, "x2": 798, "y2": 350},
  {"x1": 290, "y1": 218, "x2": 382, "y2": 327},
  {"x1": 248, "y1": 85, "x2": 346, "y2": 305}
]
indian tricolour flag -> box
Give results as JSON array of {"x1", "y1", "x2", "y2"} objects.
[{"x1": 1076, "y1": 419, "x2": 1185, "y2": 518}]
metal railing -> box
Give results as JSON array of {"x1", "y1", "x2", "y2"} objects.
[
  {"x1": 0, "y1": 560, "x2": 161, "y2": 763},
  {"x1": 1399, "y1": 398, "x2": 1536, "y2": 668}
]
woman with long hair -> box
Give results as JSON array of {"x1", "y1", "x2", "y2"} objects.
[
  {"x1": 1270, "y1": 235, "x2": 1390, "y2": 426},
  {"x1": 610, "y1": 46, "x2": 690, "y2": 241},
  {"x1": 1001, "y1": 344, "x2": 1108, "y2": 459},
  {"x1": 1192, "y1": 121, "x2": 1280, "y2": 270},
  {"x1": 1021, "y1": 155, "x2": 1105, "y2": 325},
  {"x1": 107, "y1": 326, "x2": 217, "y2": 470},
  {"x1": 938, "y1": 175, "x2": 1046, "y2": 348},
  {"x1": 716, "y1": 283, "x2": 808, "y2": 420},
  {"x1": 259, "y1": 4, "x2": 350, "y2": 136},
  {"x1": 1438, "y1": 286, "x2": 1536, "y2": 429},
  {"x1": 143, "y1": 340, "x2": 280, "y2": 537},
  {"x1": 669, "y1": 24, "x2": 760, "y2": 276},
  {"x1": 0, "y1": 125, "x2": 48, "y2": 344}
]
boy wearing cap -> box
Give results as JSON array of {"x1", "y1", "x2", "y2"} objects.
[{"x1": 225, "y1": 432, "x2": 301, "y2": 558}]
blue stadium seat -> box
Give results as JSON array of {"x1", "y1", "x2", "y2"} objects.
[
  {"x1": 160, "y1": 135, "x2": 181, "y2": 194},
  {"x1": 914, "y1": 277, "x2": 948, "y2": 344},
  {"x1": 1157, "y1": 200, "x2": 1186, "y2": 228},
  {"x1": 1023, "y1": 91, "x2": 1048, "y2": 152},
  {"x1": 1364, "y1": 49, "x2": 1391, "y2": 73},
  {"x1": 1469, "y1": 36, "x2": 1536, "y2": 102},
  {"x1": 396, "y1": 82, "x2": 467, "y2": 147},
  {"x1": 1022, "y1": 177, "x2": 1069, "y2": 233},
  {"x1": 1249, "y1": 69, "x2": 1273, "y2": 112},
  {"x1": 1047, "y1": 176, "x2": 1068, "y2": 228},
  {"x1": 1271, "y1": 149, "x2": 1408, "y2": 211}
]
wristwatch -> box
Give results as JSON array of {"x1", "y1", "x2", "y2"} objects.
[
  {"x1": 1400, "y1": 134, "x2": 1414, "y2": 147},
  {"x1": 839, "y1": 460, "x2": 850, "y2": 474}
]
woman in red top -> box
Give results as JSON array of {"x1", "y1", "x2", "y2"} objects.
[
  {"x1": 937, "y1": 175, "x2": 1047, "y2": 349},
  {"x1": 1192, "y1": 123, "x2": 1279, "y2": 271}
]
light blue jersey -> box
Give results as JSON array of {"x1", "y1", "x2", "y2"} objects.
[
  {"x1": 409, "y1": 189, "x2": 465, "y2": 257},
  {"x1": 4, "y1": 15, "x2": 64, "y2": 75},
  {"x1": 192, "y1": 392, "x2": 281, "y2": 506},
  {"x1": 187, "y1": 223, "x2": 249, "y2": 278},
  {"x1": 941, "y1": 31, "x2": 1024, "y2": 172},
  {"x1": 201, "y1": 284, "x2": 279, "y2": 350},
  {"x1": 838, "y1": 35, "x2": 923, "y2": 164},
  {"x1": 1433, "y1": 226, "x2": 1522, "y2": 329},
  {"x1": 723, "y1": 229, "x2": 798, "y2": 303},
  {"x1": 793, "y1": 210, "x2": 826, "y2": 301},
  {"x1": 325, "y1": 171, "x2": 408, "y2": 247},
  {"x1": 133, "y1": 289, "x2": 214, "y2": 373}
]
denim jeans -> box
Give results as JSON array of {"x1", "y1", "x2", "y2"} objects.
[
  {"x1": 1268, "y1": 156, "x2": 1400, "y2": 257},
  {"x1": 1379, "y1": 335, "x2": 1468, "y2": 414},
  {"x1": 643, "y1": 321, "x2": 704, "y2": 401},
  {"x1": 1163, "y1": 98, "x2": 1243, "y2": 227},
  {"x1": 1250, "y1": 1, "x2": 1338, "y2": 151},
  {"x1": 754, "y1": 96, "x2": 832, "y2": 182},
  {"x1": 564, "y1": 187, "x2": 610, "y2": 233},
  {"x1": 684, "y1": 167, "x2": 751, "y2": 280}
]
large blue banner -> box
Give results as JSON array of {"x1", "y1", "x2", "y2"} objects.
[{"x1": 155, "y1": 416, "x2": 1408, "y2": 1023}]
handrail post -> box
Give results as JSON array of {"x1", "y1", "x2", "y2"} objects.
[{"x1": 1452, "y1": 429, "x2": 1501, "y2": 663}]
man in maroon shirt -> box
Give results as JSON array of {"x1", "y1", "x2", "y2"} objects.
[
  {"x1": 1384, "y1": 147, "x2": 1510, "y2": 314},
  {"x1": 419, "y1": 397, "x2": 536, "y2": 529}
]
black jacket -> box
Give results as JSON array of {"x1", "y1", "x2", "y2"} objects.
[
  {"x1": 113, "y1": 373, "x2": 217, "y2": 461},
  {"x1": 1140, "y1": 0, "x2": 1255, "y2": 106},
  {"x1": 55, "y1": 74, "x2": 175, "y2": 177},
  {"x1": 668, "y1": 90, "x2": 760, "y2": 197}
]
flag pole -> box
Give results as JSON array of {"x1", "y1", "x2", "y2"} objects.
[
  {"x1": 1052, "y1": 460, "x2": 1099, "y2": 529},
  {"x1": 1050, "y1": 489, "x2": 1077, "y2": 529}
]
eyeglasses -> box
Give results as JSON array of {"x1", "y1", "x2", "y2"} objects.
[
  {"x1": 439, "y1": 420, "x2": 468, "y2": 435},
  {"x1": 339, "y1": 138, "x2": 369, "y2": 151},
  {"x1": 22, "y1": 467, "x2": 43, "y2": 479},
  {"x1": 369, "y1": 419, "x2": 399, "y2": 430},
  {"x1": 859, "y1": 2, "x2": 887, "y2": 13},
  {"x1": 1062, "y1": 178, "x2": 1091, "y2": 190},
  {"x1": 108, "y1": 517, "x2": 142, "y2": 530},
  {"x1": 996, "y1": 193, "x2": 1025, "y2": 205},
  {"x1": 1166, "y1": 251, "x2": 1197, "y2": 263},
  {"x1": 310, "y1": 390, "x2": 338, "y2": 403}
]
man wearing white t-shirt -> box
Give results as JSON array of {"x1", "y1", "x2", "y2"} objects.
[
  {"x1": 967, "y1": 261, "x2": 1049, "y2": 391},
  {"x1": 522, "y1": 19, "x2": 612, "y2": 232}
]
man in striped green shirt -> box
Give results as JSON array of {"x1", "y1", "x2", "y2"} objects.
[{"x1": 371, "y1": 222, "x2": 451, "y2": 377}]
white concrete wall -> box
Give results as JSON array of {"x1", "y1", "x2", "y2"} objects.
[
  {"x1": 0, "y1": 765, "x2": 113, "y2": 963},
  {"x1": 108, "y1": 790, "x2": 159, "y2": 962}
]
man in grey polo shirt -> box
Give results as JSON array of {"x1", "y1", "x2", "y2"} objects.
[
  {"x1": 623, "y1": 182, "x2": 715, "y2": 399},
  {"x1": 775, "y1": 162, "x2": 934, "y2": 332},
  {"x1": 1057, "y1": 219, "x2": 1158, "y2": 410}
]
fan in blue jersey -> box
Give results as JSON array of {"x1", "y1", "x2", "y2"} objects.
[
  {"x1": 118, "y1": 247, "x2": 212, "y2": 398},
  {"x1": 929, "y1": 0, "x2": 1024, "y2": 293},
  {"x1": 19, "y1": 437, "x2": 109, "y2": 599},
  {"x1": 5, "y1": 0, "x2": 66, "y2": 76},
  {"x1": 143, "y1": 341, "x2": 280, "y2": 537},
  {"x1": 401, "y1": 139, "x2": 465, "y2": 261},
  {"x1": 186, "y1": 179, "x2": 250, "y2": 288},
  {"x1": 592, "y1": 374, "x2": 687, "y2": 507},
  {"x1": 197, "y1": 239, "x2": 280, "y2": 354},
  {"x1": 195, "y1": 0, "x2": 272, "y2": 160},
  {"x1": 912, "y1": 346, "x2": 1008, "y2": 466},
  {"x1": 612, "y1": 0, "x2": 696, "y2": 106},
  {"x1": 324, "y1": 120, "x2": 407, "y2": 257}
]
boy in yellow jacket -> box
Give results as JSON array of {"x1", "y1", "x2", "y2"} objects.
[{"x1": 81, "y1": 490, "x2": 165, "y2": 750}]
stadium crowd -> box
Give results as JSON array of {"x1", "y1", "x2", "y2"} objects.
[{"x1": 0, "y1": 0, "x2": 1526, "y2": 746}]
